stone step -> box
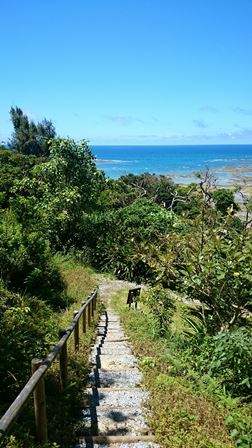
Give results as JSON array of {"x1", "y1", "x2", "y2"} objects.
[
  {"x1": 99, "y1": 347, "x2": 132, "y2": 356},
  {"x1": 84, "y1": 388, "x2": 148, "y2": 408},
  {"x1": 98, "y1": 322, "x2": 122, "y2": 327},
  {"x1": 99, "y1": 328, "x2": 124, "y2": 333},
  {"x1": 96, "y1": 336, "x2": 129, "y2": 343},
  {"x1": 105, "y1": 322, "x2": 121, "y2": 326},
  {"x1": 92, "y1": 342, "x2": 131, "y2": 352},
  {"x1": 75, "y1": 306, "x2": 158, "y2": 448},
  {"x1": 89, "y1": 368, "x2": 143, "y2": 388},
  {"x1": 103, "y1": 336, "x2": 129, "y2": 342},
  {"x1": 91, "y1": 355, "x2": 137, "y2": 370},
  {"x1": 91, "y1": 349, "x2": 132, "y2": 359},
  {"x1": 100, "y1": 315, "x2": 118, "y2": 321},
  {"x1": 97, "y1": 328, "x2": 123, "y2": 334},
  {"x1": 91, "y1": 348, "x2": 132, "y2": 359},
  {"x1": 99, "y1": 317, "x2": 119, "y2": 321},
  {"x1": 100, "y1": 340, "x2": 130, "y2": 347},
  {"x1": 76, "y1": 435, "x2": 158, "y2": 448},
  {"x1": 79, "y1": 406, "x2": 150, "y2": 437},
  {"x1": 97, "y1": 331, "x2": 125, "y2": 338},
  {"x1": 99, "y1": 318, "x2": 119, "y2": 322},
  {"x1": 98, "y1": 353, "x2": 136, "y2": 360}
]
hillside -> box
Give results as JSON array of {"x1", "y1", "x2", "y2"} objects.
[{"x1": 0, "y1": 130, "x2": 252, "y2": 447}]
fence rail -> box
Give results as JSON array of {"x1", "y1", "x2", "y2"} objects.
[{"x1": 0, "y1": 287, "x2": 98, "y2": 444}]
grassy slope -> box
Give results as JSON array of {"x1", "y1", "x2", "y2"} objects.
[
  {"x1": 4, "y1": 260, "x2": 251, "y2": 447},
  {"x1": 4, "y1": 256, "x2": 101, "y2": 448},
  {"x1": 45, "y1": 255, "x2": 100, "y2": 447},
  {"x1": 111, "y1": 288, "x2": 235, "y2": 448}
]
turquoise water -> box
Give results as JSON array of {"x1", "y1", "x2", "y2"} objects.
[{"x1": 92, "y1": 144, "x2": 252, "y2": 185}]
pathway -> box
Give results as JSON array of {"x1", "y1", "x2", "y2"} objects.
[{"x1": 75, "y1": 280, "x2": 159, "y2": 448}]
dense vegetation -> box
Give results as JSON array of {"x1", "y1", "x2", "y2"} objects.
[
  {"x1": 0, "y1": 106, "x2": 252, "y2": 447},
  {"x1": 111, "y1": 288, "x2": 252, "y2": 448}
]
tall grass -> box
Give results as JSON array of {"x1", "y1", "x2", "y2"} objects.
[
  {"x1": 3, "y1": 255, "x2": 100, "y2": 448},
  {"x1": 111, "y1": 289, "x2": 252, "y2": 448}
]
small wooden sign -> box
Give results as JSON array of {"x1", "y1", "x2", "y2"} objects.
[{"x1": 127, "y1": 287, "x2": 141, "y2": 309}]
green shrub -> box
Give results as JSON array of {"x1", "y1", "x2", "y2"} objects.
[
  {"x1": 0, "y1": 211, "x2": 65, "y2": 307},
  {"x1": 211, "y1": 189, "x2": 239, "y2": 215},
  {"x1": 188, "y1": 328, "x2": 252, "y2": 398},
  {"x1": 0, "y1": 283, "x2": 57, "y2": 401},
  {"x1": 80, "y1": 199, "x2": 180, "y2": 282},
  {"x1": 142, "y1": 286, "x2": 176, "y2": 336},
  {"x1": 209, "y1": 328, "x2": 252, "y2": 397}
]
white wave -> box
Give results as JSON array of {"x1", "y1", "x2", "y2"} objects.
[
  {"x1": 96, "y1": 158, "x2": 138, "y2": 164},
  {"x1": 205, "y1": 158, "x2": 252, "y2": 163}
]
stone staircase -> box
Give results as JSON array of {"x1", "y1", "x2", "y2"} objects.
[{"x1": 75, "y1": 309, "x2": 159, "y2": 448}]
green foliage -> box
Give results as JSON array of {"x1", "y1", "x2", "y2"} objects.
[
  {"x1": 8, "y1": 137, "x2": 106, "y2": 249},
  {"x1": 9, "y1": 177, "x2": 46, "y2": 229},
  {"x1": 120, "y1": 172, "x2": 175, "y2": 206},
  {"x1": 111, "y1": 288, "x2": 236, "y2": 448},
  {"x1": 189, "y1": 328, "x2": 252, "y2": 398},
  {"x1": 0, "y1": 283, "x2": 57, "y2": 400},
  {"x1": 9, "y1": 106, "x2": 56, "y2": 156},
  {"x1": 95, "y1": 177, "x2": 137, "y2": 209},
  {"x1": 173, "y1": 184, "x2": 202, "y2": 217},
  {"x1": 181, "y1": 222, "x2": 252, "y2": 332},
  {"x1": 0, "y1": 148, "x2": 41, "y2": 209},
  {"x1": 4, "y1": 436, "x2": 60, "y2": 448},
  {"x1": 116, "y1": 198, "x2": 177, "y2": 238},
  {"x1": 226, "y1": 414, "x2": 252, "y2": 448},
  {"x1": 212, "y1": 189, "x2": 239, "y2": 215},
  {"x1": 148, "y1": 173, "x2": 252, "y2": 333},
  {"x1": 0, "y1": 258, "x2": 99, "y2": 447},
  {"x1": 119, "y1": 174, "x2": 202, "y2": 217},
  {"x1": 210, "y1": 328, "x2": 252, "y2": 397},
  {"x1": 142, "y1": 286, "x2": 176, "y2": 336},
  {"x1": 36, "y1": 138, "x2": 101, "y2": 199},
  {"x1": 0, "y1": 211, "x2": 64, "y2": 306},
  {"x1": 34, "y1": 138, "x2": 104, "y2": 248},
  {"x1": 1, "y1": 109, "x2": 252, "y2": 446},
  {"x1": 81, "y1": 199, "x2": 179, "y2": 281}
]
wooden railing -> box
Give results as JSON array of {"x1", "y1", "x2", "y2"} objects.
[{"x1": 0, "y1": 287, "x2": 98, "y2": 444}]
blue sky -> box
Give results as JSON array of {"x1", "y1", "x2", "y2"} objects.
[{"x1": 1, "y1": 0, "x2": 252, "y2": 145}]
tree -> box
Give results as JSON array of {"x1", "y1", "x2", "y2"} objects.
[
  {"x1": 81, "y1": 199, "x2": 179, "y2": 281},
  {"x1": 11, "y1": 138, "x2": 106, "y2": 249},
  {"x1": 179, "y1": 173, "x2": 251, "y2": 333},
  {"x1": 0, "y1": 148, "x2": 41, "y2": 208},
  {"x1": 212, "y1": 188, "x2": 239, "y2": 215},
  {"x1": 9, "y1": 106, "x2": 56, "y2": 156},
  {"x1": 120, "y1": 173, "x2": 177, "y2": 209},
  {"x1": 181, "y1": 222, "x2": 252, "y2": 333}
]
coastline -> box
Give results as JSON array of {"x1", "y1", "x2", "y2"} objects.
[
  {"x1": 97, "y1": 160, "x2": 252, "y2": 195},
  {"x1": 94, "y1": 144, "x2": 252, "y2": 186}
]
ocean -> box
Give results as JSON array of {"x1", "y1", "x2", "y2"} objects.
[{"x1": 91, "y1": 144, "x2": 252, "y2": 186}]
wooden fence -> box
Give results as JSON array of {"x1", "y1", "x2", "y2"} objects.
[
  {"x1": 127, "y1": 287, "x2": 141, "y2": 308},
  {"x1": 0, "y1": 287, "x2": 98, "y2": 444}
]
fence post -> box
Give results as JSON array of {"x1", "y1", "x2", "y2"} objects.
[
  {"x1": 91, "y1": 296, "x2": 94, "y2": 317},
  {"x1": 73, "y1": 311, "x2": 79, "y2": 351},
  {"x1": 31, "y1": 359, "x2": 48, "y2": 444},
  {"x1": 58, "y1": 329, "x2": 68, "y2": 389},
  {"x1": 81, "y1": 301, "x2": 87, "y2": 333},
  {"x1": 88, "y1": 302, "x2": 91, "y2": 327},
  {"x1": 93, "y1": 290, "x2": 97, "y2": 311}
]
